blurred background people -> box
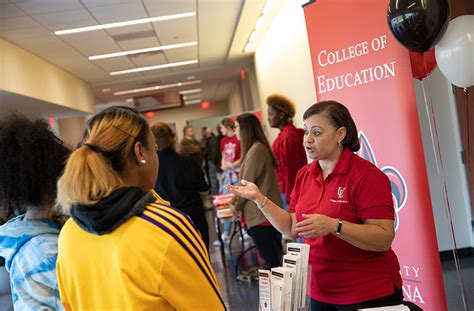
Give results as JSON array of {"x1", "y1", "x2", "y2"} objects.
[
  {"x1": 56, "y1": 107, "x2": 224, "y2": 310},
  {"x1": 201, "y1": 127, "x2": 220, "y2": 195},
  {"x1": 152, "y1": 122, "x2": 211, "y2": 249},
  {"x1": 178, "y1": 125, "x2": 204, "y2": 167},
  {"x1": 266, "y1": 94, "x2": 307, "y2": 210},
  {"x1": 0, "y1": 114, "x2": 70, "y2": 310},
  {"x1": 216, "y1": 118, "x2": 241, "y2": 245},
  {"x1": 232, "y1": 113, "x2": 284, "y2": 268}
]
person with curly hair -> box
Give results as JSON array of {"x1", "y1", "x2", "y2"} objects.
[
  {"x1": 266, "y1": 94, "x2": 307, "y2": 210},
  {"x1": 0, "y1": 114, "x2": 70, "y2": 310}
]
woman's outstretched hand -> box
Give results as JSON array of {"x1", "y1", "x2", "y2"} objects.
[{"x1": 224, "y1": 179, "x2": 260, "y2": 202}]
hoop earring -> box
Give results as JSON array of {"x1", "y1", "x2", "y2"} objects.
[{"x1": 140, "y1": 159, "x2": 146, "y2": 164}]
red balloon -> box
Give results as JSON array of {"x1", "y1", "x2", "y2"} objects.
[{"x1": 409, "y1": 49, "x2": 437, "y2": 80}]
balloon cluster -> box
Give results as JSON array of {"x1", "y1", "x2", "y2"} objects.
[{"x1": 387, "y1": 0, "x2": 473, "y2": 88}]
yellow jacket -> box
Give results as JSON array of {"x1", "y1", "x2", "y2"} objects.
[{"x1": 57, "y1": 191, "x2": 225, "y2": 310}]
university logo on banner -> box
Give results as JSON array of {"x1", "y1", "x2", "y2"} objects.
[{"x1": 303, "y1": 0, "x2": 447, "y2": 309}]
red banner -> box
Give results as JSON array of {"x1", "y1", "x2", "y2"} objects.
[{"x1": 303, "y1": 1, "x2": 447, "y2": 309}]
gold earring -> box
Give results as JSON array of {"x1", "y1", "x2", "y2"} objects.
[{"x1": 140, "y1": 159, "x2": 146, "y2": 164}]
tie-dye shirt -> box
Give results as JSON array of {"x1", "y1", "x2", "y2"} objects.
[{"x1": 0, "y1": 215, "x2": 63, "y2": 310}]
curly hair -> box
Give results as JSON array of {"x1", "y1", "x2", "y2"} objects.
[
  {"x1": 266, "y1": 94, "x2": 296, "y2": 118},
  {"x1": 0, "y1": 114, "x2": 70, "y2": 217}
]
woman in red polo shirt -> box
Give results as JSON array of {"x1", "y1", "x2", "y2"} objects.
[{"x1": 226, "y1": 101, "x2": 404, "y2": 310}]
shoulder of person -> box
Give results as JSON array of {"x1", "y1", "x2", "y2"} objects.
[{"x1": 351, "y1": 153, "x2": 390, "y2": 183}]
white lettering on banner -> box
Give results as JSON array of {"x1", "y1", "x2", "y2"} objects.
[
  {"x1": 400, "y1": 265, "x2": 425, "y2": 304},
  {"x1": 316, "y1": 62, "x2": 396, "y2": 93},
  {"x1": 317, "y1": 41, "x2": 369, "y2": 67},
  {"x1": 314, "y1": 35, "x2": 397, "y2": 94}
]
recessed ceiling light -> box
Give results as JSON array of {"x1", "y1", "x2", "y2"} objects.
[
  {"x1": 110, "y1": 59, "x2": 198, "y2": 75},
  {"x1": 262, "y1": 0, "x2": 273, "y2": 15},
  {"x1": 54, "y1": 12, "x2": 196, "y2": 35},
  {"x1": 179, "y1": 88, "x2": 202, "y2": 95},
  {"x1": 186, "y1": 75, "x2": 196, "y2": 80},
  {"x1": 125, "y1": 98, "x2": 134, "y2": 103},
  {"x1": 102, "y1": 88, "x2": 111, "y2": 92},
  {"x1": 249, "y1": 30, "x2": 258, "y2": 42},
  {"x1": 89, "y1": 41, "x2": 197, "y2": 60},
  {"x1": 114, "y1": 80, "x2": 201, "y2": 96}
]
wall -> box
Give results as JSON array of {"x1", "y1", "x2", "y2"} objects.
[
  {"x1": 254, "y1": 0, "x2": 317, "y2": 143},
  {"x1": 227, "y1": 82, "x2": 245, "y2": 115},
  {"x1": 0, "y1": 38, "x2": 95, "y2": 114},
  {"x1": 147, "y1": 101, "x2": 229, "y2": 141},
  {"x1": 414, "y1": 68, "x2": 473, "y2": 251},
  {"x1": 57, "y1": 116, "x2": 87, "y2": 149}
]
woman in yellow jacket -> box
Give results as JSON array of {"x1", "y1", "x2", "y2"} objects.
[{"x1": 56, "y1": 106, "x2": 225, "y2": 310}]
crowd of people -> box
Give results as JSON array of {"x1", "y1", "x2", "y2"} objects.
[{"x1": 0, "y1": 94, "x2": 410, "y2": 310}]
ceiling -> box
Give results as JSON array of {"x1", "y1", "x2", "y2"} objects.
[{"x1": 0, "y1": 0, "x2": 282, "y2": 114}]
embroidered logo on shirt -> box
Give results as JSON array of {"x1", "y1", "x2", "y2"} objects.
[{"x1": 330, "y1": 186, "x2": 348, "y2": 203}]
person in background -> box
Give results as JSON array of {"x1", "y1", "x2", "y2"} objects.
[
  {"x1": 226, "y1": 101, "x2": 403, "y2": 310},
  {"x1": 178, "y1": 125, "x2": 204, "y2": 167},
  {"x1": 216, "y1": 118, "x2": 241, "y2": 244},
  {"x1": 202, "y1": 127, "x2": 220, "y2": 195},
  {"x1": 231, "y1": 113, "x2": 284, "y2": 268},
  {"x1": 266, "y1": 94, "x2": 307, "y2": 210},
  {"x1": 0, "y1": 114, "x2": 70, "y2": 310},
  {"x1": 56, "y1": 107, "x2": 224, "y2": 310},
  {"x1": 152, "y1": 122, "x2": 210, "y2": 249}
]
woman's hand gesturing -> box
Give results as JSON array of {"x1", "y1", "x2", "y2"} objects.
[{"x1": 224, "y1": 179, "x2": 260, "y2": 202}]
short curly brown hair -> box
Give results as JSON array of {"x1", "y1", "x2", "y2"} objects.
[{"x1": 266, "y1": 94, "x2": 296, "y2": 118}]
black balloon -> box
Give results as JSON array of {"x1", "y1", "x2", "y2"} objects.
[{"x1": 387, "y1": 0, "x2": 450, "y2": 53}]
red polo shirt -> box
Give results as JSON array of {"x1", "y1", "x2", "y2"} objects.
[
  {"x1": 289, "y1": 148, "x2": 402, "y2": 304},
  {"x1": 272, "y1": 124, "x2": 307, "y2": 204}
]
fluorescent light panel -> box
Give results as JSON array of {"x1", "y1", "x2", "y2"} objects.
[
  {"x1": 89, "y1": 41, "x2": 197, "y2": 60},
  {"x1": 182, "y1": 94, "x2": 201, "y2": 100},
  {"x1": 185, "y1": 99, "x2": 201, "y2": 105},
  {"x1": 110, "y1": 59, "x2": 198, "y2": 75},
  {"x1": 55, "y1": 12, "x2": 196, "y2": 35},
  {"x1": 179, "y1": 88, "x2": 201, "y2": 95},
  {"x1": 114, "y1": 80, "x2": 201, "y2": 96}
]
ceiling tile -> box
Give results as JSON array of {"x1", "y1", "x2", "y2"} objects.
[
  {"x1": 143, "y1": 0, "x2": 195, "y2": 16},
  {"x1": 34, "y1": 8, "x2": 96, "y2": 30},
  {"x1": 129, "y1": 53, "x2": 167, "y2": 68},
  {"x1": 92, "y1": 57, "x2": 136, "y2": 72},
  {"x1": 14, "y1": 0, "x2": 83, "y2": 15},
  {"x1": 0, "y1": 15, "x2": 41, "y2": 31},
  {"x1": 153, "y1": 17, "x2": 197, "y2": 45},
  {"x1": 60, "y1": 31, "x2": 120, "y2": 57},
  {"x1": 81, "y1": 0, "x2": 136, "y2": 8},
  {"x1": 163, "y1": 45, "x2": 198, "y2": 63},
  {"x1": 116, "y1": 36, "x2": 159, "y2": 51},
  {"x1": 198, "y1": 0, "x2": 243, "y2": 66},
  {"x1": 86, "y1": 2, "x2": 148, "y2": 24},
  {"x1": 0, "y1": 3, "x2": 26, "y2": 18},
  {"x1": 105, "y1": 23, "x2": 153, "y2": 36}
]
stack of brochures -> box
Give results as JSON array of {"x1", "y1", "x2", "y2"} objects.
[{"x1": 259, "y1": 243, "x2": 310, "y2": 311}]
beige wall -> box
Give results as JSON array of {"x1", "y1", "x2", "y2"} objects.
[
  {"x1": 254, "y1": 0, "x2": 317, "y2": 142},
  {"x1": 147, "y1": 101, "x2": 229, "y2": 141},
  {"x1": 0, "y1": 38, "x2": 95, "y2": 114},
  {"x1": 227, "y1": 83, "x2": 245, "y2": 115},
  {"x1": 57, "y1": 116, "x2": 87, "y2": 150}
]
